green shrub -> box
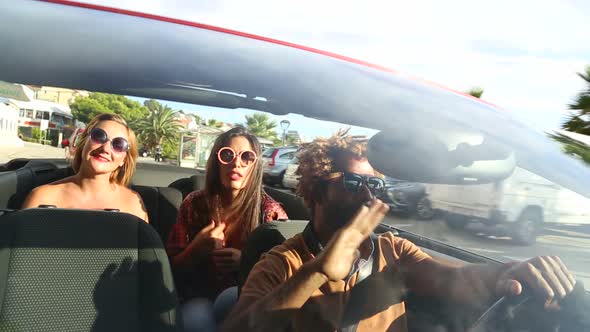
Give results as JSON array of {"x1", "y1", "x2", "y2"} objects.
[
  {"x1": 162, "y1": 137, "x2": 179, "y2": 160},
  {"x1": 31, "y1": 128, "x2": 41, "y2": 140}
]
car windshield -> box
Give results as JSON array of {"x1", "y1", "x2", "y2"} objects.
[
  {"x1": 1, "y1": 2, "x2": 590, "y2": 330},
  {"x1": 3, "y1": 83, "x2": 590, "y2": 285}
]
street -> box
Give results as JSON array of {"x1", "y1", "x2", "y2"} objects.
[
  {"x1": 0, "y1": 142, "x2": 66, "y2": 163},
  {"x1": 0, "y1": 142, "x2": 169, "y2": 165},
  {"x1": 2, "y1": 144, "x2": 589, "y2": 286},
  {"x1": 385, "y1": 214, "x2": 590, "y2": 286}
]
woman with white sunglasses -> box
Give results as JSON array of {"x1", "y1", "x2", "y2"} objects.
[
  {"x1": 166, "y1": 127, "x2": 287, "y2": 305},
  {"x1": 22, "y1": 113, "x2": 148, "y2": 222}
]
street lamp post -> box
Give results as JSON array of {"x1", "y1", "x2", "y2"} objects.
[{"x1": 280, "y1": 119, "x2": 290, "y2": 146}]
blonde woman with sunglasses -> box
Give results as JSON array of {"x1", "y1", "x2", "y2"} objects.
[
  {"x1": 166, "y1": 127, "x2": 288, "y2": 304},
  {"x1": 22, "y1": 113, "x2": 148, "y2": 222}
]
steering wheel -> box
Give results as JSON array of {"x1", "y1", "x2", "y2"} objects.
[
  {"x1": 469, "y1": 294, "x2": 530, "y2": 332},
  {"x1": 469, "y1": 281, "x2": 590, "y2": 332}
]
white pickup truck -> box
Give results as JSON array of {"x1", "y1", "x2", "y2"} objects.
[{"x1": 426, "y1": 167, "x2": 590, "y2": 245}]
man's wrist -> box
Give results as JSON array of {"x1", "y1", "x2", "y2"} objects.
[{"x1": 303, "y1": 259, "x2": 329, "y2": 285}]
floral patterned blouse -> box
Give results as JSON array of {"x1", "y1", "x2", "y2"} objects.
[{"x1": 166, "y1": 190, "x2": 288, "y2": 301}]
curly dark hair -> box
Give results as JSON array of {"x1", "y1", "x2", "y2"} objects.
[{"x1": 296, "y1": 129, "x2": 369, "y2": 208}]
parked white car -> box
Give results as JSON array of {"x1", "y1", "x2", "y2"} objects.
[{"x1": 427, "y1": 167, "x2": 590, "y2": 245}]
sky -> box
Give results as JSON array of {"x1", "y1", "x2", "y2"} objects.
[
  {"x1": 128, "y1": 97, "x2": 379, "y2": 142},
  {"x1": 85, "y1": 0, "x2": 590, "y2": 139}
]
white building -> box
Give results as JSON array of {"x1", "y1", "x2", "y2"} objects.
[
  {"x1": 0, "y1": 81, "x2": 77, "y2": 146},
  {"x1": 0, "y1": 98, "x2": 23, "y2": 147},
  {"x1": 10, "y1": 93, "x2": 75, "y2": 145}
]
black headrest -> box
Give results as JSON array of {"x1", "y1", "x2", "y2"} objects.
[
  {"x1": 130, "y1": 186, "x2": 183, "y2": 242},
  {"x1": 168, "y1": 175, "x2": 204, "y2": 198},
  {"x1": 0, "y1": 208, "x2": 160, "y2": 249}
]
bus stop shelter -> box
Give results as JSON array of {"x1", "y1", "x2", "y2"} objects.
[{"x1": 178, "y1": 126, "x2": 224, "y2": 169}]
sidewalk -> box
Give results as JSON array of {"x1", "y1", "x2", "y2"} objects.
[
  {"x1": 137, "y1": 156, "x2": 203, "y2": 170},
  {"x1": 0, "y1": 142, "x2": 66, "y2": 163},
  {"x1": 0, "y1": 143, "x2": 202, "y2": 171}
]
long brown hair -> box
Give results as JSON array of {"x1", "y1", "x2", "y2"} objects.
[
  {"x1": 72, "y1": 113, "x2": 138, "y2": 186},
  {"x1": 202, "y1": 127, "x2": 264, "y2": 241}
]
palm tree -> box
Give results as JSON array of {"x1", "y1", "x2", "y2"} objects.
[
  {"x1": 207, "y1": 119, "x2": 222, "y2": 127},
  {"x1": 285, "y1": 134, "x2": 299, "y2": 145},
  {"x1": 548, "y1": 132, "x2": 590, "y2": 165},
  {"x1": 562, "y1": 66, "x2": 590, "y2": 135},
  {"x1": 574, "y1": 66, "x2": 590, "y2": 88},
  {"x1": 190, "y1": 114, "x2": 202, "y2": 125},
  {"x1": 466, "y1": 87, "x2": 484, "y2": 98},
  {"x1": 136, "y1": 99, "x2": 184, "y2": 149},
  {"x1": 244, "y1": 113, "x2": 279, "y2": 140}
]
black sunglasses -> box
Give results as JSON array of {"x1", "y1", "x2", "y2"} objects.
[
  {"x1": 324, "y1": 172, "x2": 385, "y2": 194},
  {"x1": 89, "y1": 128, "x2": 130, "y2": 153}
]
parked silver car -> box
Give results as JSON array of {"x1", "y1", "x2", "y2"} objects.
[
  {"x1": 281, "y1": 157, "x2": 299, "y2": 191},
  {"x1": 262, "y1": 146, "x2": 298, "y2": 186}
]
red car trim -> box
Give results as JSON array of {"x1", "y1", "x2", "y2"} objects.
[
  {"x1": 40, "y1": 0, "x2": 498, "y2": 107},
  {"x1": 268, "y1": 149, "x2": 279, "y2": 167}
]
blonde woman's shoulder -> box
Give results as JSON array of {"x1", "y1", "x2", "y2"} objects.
[
  {"x1": 21, "y1": 178, "x2": 73, "y2": 209},
  {"x1": 122, "y1": 186, "x2": 150, "y2": 223}
]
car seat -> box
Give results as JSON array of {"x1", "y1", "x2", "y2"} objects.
[
  {"x1": 237, "y1": 220, "x2": 309, "y2": 294},
  {"x1": 131, "y1": 185, "x2": 183, "y2": 243},
  {"x1": 0, "y1": 208, "x2": 180, "y2": 332},
  {"x1": 263, "y1": 187, "x2": 311, "y2": 220},
  {"x1": 168, "y1": 174, "x2": 206, "y2": 199},
  {"x1": 207, "y1": 220, "x2": 309, "y2": 325},
  {"x1": 0, "y1": 161, "x2": 74, "y2": 210}
]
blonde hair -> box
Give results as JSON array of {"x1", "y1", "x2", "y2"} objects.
[
  {"x1": 72, "y1": 113, "x2": 138, "y2": 186},
  {"x1": 296, "y1": 129, "x2": 368, "y2": 208}
]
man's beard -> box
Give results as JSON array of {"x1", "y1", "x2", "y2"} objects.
[{"x1": 322, "y1": 200, "x2": 364, "y2": 230}]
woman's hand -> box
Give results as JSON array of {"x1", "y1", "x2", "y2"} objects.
[
  {"x1": 189, "y1": 221, "x2": 226, "y2": 254},
  {"x1": 212, "y1": 248, "x2": 242, "y2": 273}
]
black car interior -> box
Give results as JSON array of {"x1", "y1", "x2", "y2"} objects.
[
  {"x1": 131, "y1": 185, "x2": 183, "y2": 243},
  {"x1": 0, "y1": 160, "x2": 74, "y2": 210},
  {"x1": 2, "y1": 159, "x2": 589, "y2": 331},
  {"x1": 0, "y1": 208, "x2": 178, "y2": 332},
  {"x1": 1, "y1": 0, "x2": 589, "y2": 329}
]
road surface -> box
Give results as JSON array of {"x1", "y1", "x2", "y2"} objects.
[
  {"x1": 385, "y1": 214, "x2": 590, "y2": 285},
  {"x1": 3, "y1": 147, "x2": 589, "y2": 285},
  {"x1": 0, "y1": 142, "x2": 174, "y2": 165},
  {"x1": 0, "y1": 142, "x2": 66, "y2": 163}
]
